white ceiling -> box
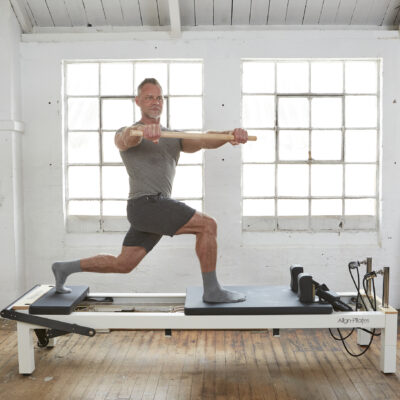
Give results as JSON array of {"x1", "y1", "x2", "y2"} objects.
[{"x1": 10, "y1": 0, "x2": 400, "y2": 34}]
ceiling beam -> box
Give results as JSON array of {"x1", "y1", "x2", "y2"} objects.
[
  {"x1": 9, "y1": 0, "x2": 33, "y2": 33},
  {"x1": 21, "y1": 26, "x2": 397, "y2": 44},
  {"x1": 168, "y1": 0, "x2": 181, "y2": 37}
]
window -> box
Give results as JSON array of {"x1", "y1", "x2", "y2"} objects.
[
  {"x1": 242, "y1": 59, "x2": 380, "y2": 231},
  {"x1": 64, "y1": 60, "x2": 203, "y2": 232}
]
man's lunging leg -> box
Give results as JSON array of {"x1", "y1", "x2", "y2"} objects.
[
  {"x1": 176, "y1": 212, "x2": 246, "y2": 303},
  {"x1": 52, "y1": 246, "x2": 147, "y2": 293}
]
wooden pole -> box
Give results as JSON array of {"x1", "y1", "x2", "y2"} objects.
[{"x1": 129, "y1": 130, "x2": 257, "y2": 141}]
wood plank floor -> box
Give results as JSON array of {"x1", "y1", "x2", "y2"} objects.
[{"x1": 1, "y1": 318, "x2": 399, "y2": 400}]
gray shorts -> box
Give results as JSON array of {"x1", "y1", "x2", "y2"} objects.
[{"x1": 123, "y1": 194, "x2": 196, "y2": 253}]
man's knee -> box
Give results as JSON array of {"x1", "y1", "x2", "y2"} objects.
[
  {"x1": 201, "y1": 215, "x2": 217, "y2": 236},
  {"x1": 115, "y1": 259, "x2": 137, "y2": 273}
]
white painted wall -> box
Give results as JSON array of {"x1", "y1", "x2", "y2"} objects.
[
  {"x1": 6, "y1": 30, "x2": 400, "y2": 308},
  {"x1": 0, "y1": 1, "x2": 25, "y2": 309}
]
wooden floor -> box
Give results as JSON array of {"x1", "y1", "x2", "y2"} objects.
[{"x1": 0, "y1": 318, "x2": 399, "y2": 400}]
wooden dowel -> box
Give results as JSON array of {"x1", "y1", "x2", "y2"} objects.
[{"x1": 129, "y1": 129, "x2": 257, "y2": 141}]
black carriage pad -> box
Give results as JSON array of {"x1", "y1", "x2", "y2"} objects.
[
  {"x1": 29, "y1": 286, "x2": 89, "y2": 315},
  {"x1": 184, "y1": 285, "x2": 333, "y2": 315}
]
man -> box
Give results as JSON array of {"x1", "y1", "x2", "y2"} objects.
[{"x1": 52, "y1": 78, "x2": 248, "y2": 303}]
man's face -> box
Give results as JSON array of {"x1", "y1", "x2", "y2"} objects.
[{"x1": 136, "y1": 83, "x2": 164, "y2": 120}]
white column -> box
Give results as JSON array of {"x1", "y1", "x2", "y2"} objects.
[
  {"x1": 0, "y1": 1, "x2": 25, "y2": 308},
  {"x1": 203, "y1": 53, "x2": 242, "y2": 248}
]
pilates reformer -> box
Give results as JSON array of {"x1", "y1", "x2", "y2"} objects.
[{"x1": 1, "y1": 258, "x2": 397, "y2": 375}]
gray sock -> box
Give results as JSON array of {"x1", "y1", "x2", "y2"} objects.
[
  {"x1": 201, "y1": 270, "x2": 246, "y2": 303},
  {"x1": 52, "y1": 260, "x2": 82, "y2": 294}
]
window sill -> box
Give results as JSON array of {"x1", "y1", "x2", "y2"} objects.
[
  {"x1": 242, "y1": 230, "x2": 380, "y2": 248},
  {"x1": 243, "y1": 216, "x2": 377, "y2": 232}
]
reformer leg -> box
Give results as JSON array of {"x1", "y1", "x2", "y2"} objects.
[
  {"x1": 17, "y1": 322, "x2": 36, "y2": 375},
  {"x1": 357, "y1": 328, "x2": 371, "y2": 346},
  {"x1": 380, "y1": 312, "x2": 397, "y2": 373}
]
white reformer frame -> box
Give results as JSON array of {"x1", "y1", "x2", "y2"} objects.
[{"x1": 4, "y1": 287, "x2": 398, "y2": 375}]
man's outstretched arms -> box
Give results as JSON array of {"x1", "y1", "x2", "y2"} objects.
[{"x1": 115, "y1": 125, "x2": 249, "y2": 153}]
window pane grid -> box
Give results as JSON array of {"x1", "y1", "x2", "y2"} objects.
[
  {"x1": 98, "y1": 65, "x2": 103, "y2": 220},
  {"x1": 242, "y1": 59, "x2": 380, "y2": 231},
  {"x1": 65, "y1": 60, "x2": 203, "y2": 230}
]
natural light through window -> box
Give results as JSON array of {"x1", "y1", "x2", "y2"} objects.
[
  {"x1": 64, "y1": 60, "x2": 203, "y2": 231},
  {"x1": 242, "y1": 59, "x2": 380, "y2": 231}
]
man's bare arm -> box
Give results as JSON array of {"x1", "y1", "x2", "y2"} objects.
[
  {"x1": 115, "y1": 124, "x2": 163, "y2": 151},
  {"x1": 181, "y1": 132, "x2": 226, "y2": 153},
  {"x1": 114, "y1": 126, "x2": 143, "y2": 151},
  {"x1": 181, "y1": 129, "x2": 248, "y2": 153}
]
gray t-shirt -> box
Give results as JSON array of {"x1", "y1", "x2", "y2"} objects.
[{"x1": 118, "y1": 124, "x2": 182, "y2": 199}]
